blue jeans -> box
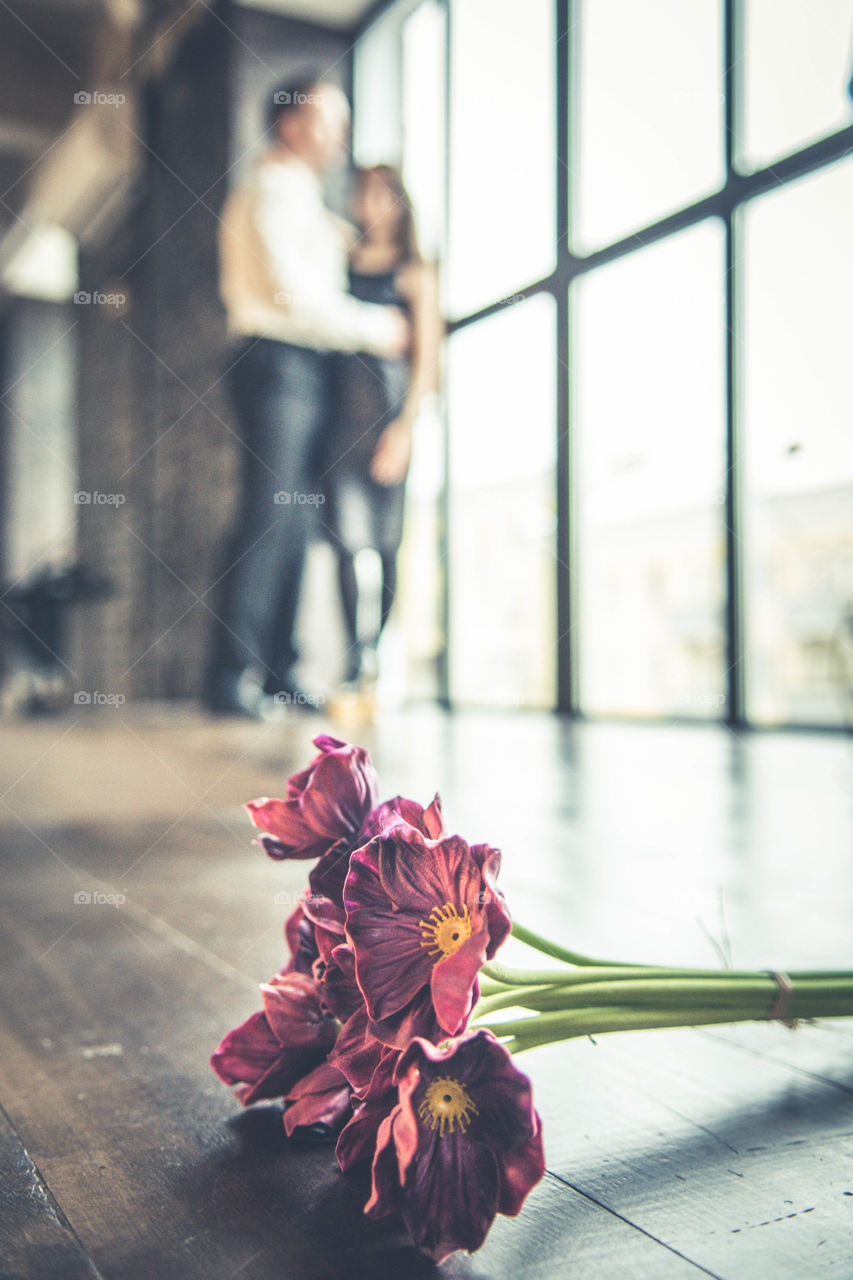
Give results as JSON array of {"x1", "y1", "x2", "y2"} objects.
[{"x1": 209, "y1": 336, "x2": 331, "y2": 691}]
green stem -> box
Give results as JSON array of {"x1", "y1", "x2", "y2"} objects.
[
  {"x1": 482, "y1": 962, "x2": 582, "y2": 987},
  {"x1": 482, "y1": 919, "x2": 853, "y2": 1055},
  {"x1": 476, "y1": 981, "x2": 853, "y2": 1054},
  {"x1": 509, "y1": 920, "x2": 636, "y2": 968},
  {"x1": 476, "y1": 974, "x2": 853, "y2": 1019},
  {"x1": 475, "y1": 984, "x2": 558, "y2": 1016},
  {"x1": 476, "y1": 975, "x2": 513, "y2": 997},
  {"x1": 482, "y1": 959, "x2": 853, "y2": 992}
]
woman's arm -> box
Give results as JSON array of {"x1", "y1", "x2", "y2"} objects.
[
  {"x1": 399, "y1": 259, "x2": 442, "y2": 422},
  {"x1": 370, "y1": 261, "x2": 443, "y2": 486}
]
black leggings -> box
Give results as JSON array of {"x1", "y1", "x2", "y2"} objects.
[
  {"x1": 337, "y1": 549, "x2": 397, "y2": 656},
  {"x1": 211, "y1": 338, "x2": 329, "y2": 686}
]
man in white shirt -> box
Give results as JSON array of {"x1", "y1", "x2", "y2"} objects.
[{"x1": 207, "y1": 77, "x2": 407, "y2": 718}]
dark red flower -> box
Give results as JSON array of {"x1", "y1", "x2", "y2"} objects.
[
  {"x1": 335, "y1": 1049, "x2": 399, "y2": 1172},
  {"x1": 316, "y1": 941, "x2": 362, "y2": 1021},
  {"x1": 362, "y1": 794, "x2": 444, "y2": 842},
  {"x1": 365, "y1": 1030, "x2": 545, "y2": 1262},
  {"x1": 306, "y1": 839, "x2": 363, "y2": 906},
  {"x1": 283, "y1": 904, "x2": 319, "y2": 976},
  {"x1": 282, "y1": 1061, "x2": 352, "y2": 1138},
  {"x1": 300, "y1": 890, "x2": 346, "y2": 960},
  {"x1": 210, "y1": 971, "x2": 337, "y2": 1106},
  {"x1": 344, "y1": 828, "x2": 511, "y2": 1045},
  {"x1": 328, "y1": 1005, "x2": 390, "y2": 1094},
  {"x1": 299, "y1": 891, "x2": 363, "y2": 1020},
  {"x1": 246, "y1": 735, "x2": 379, "y2": 864},
  {"x1": 306, "y1": 791, "x2": 444, "y2": 905}
]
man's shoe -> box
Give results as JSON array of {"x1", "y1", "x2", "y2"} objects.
[{"x1": 205, "y1": 670, "x2": 283, "y2": 721}]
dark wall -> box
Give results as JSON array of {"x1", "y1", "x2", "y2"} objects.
[
  {"x1": 75, "y1": 2, "x2": 353, "y2": 701},
  {"x1": 229, "y1": 7, "x2": 353, "y2": 207}
]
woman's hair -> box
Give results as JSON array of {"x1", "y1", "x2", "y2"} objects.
[{"x1": 355, "y1": 164, "x2": 422, "y2": 266}]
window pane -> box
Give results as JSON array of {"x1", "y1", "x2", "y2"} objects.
[
  {"x1": 3, "y1": 301, "x2": 76, "y2": 579},
  {"x1": 573, "y1": 221, "x2": 727, "y2": 717},
  {"x1": 447, "y1": 296, "x2": 556, "y2": 707},
  {"x1": 338, "y1": 2, "x2": 447, "y2": 704},
  {"x1": 572, "y1": 0, "x2": 724, "y2": 252},
  {"x1": 742, "y1": 160, "x2": 853, "y2": 727},
  {"x1": 447, "y1": 0, "x2": 555, "y2": 318},
  {"x1": 740, "y1": 0, "x2": 853, "y2": 173},
  {"x1": 353, "y1": 4, "x2": 404, "y2": 166},
  {"x1": 402, "y1": 0, "x2": 446, "y2": 262}
]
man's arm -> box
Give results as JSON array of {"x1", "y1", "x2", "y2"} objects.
[{"x1": 253, "y1": 168, "x2": 406, "y2": 356}]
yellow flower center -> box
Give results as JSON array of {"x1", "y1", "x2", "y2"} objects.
[
  {"x1": 418, "y1": 1076, "x2": 478, "y2": 1136},
  {"x1": 418, "y1": 902, "x2": 472, "y2": 960}
]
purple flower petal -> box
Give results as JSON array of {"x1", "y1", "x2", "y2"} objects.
[
  {"x1": 282, "y1": 1061, "x2": 352, "y2": 1137},
  {"x1": 364, "y1": 1031, "x2": 544, "y2": 1261},
  {"x1": 345, "y1": 828, "x2": 511, "y2": 1039},
  {"x1": 260, "y1": 972, "x2": 337, "y2": 1050},
  {"x1": 245, "y1": 737, "x2": 379, "y2": 869},
  {"x1": 360, "y1": 794, "x2": 445, "y2": 843},
  {"x1": 328, "y1": 1006, "x2": 389, "y2": 1093},
  {"x1": 335, "y1": 1052, "x2": 399, "y2": 1172}
]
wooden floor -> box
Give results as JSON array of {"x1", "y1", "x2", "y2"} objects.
[{"x1": 1, "y1": 705, "x2": 852, "y2": 1279}]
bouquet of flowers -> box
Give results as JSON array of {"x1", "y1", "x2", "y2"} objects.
[{"x1": 211, "y1": 735, "x2": 853, "y2": 1263}]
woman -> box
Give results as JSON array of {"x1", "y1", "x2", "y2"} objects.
[{"x1": 323, "y1": 165, "x2": 441, "y2": 690}]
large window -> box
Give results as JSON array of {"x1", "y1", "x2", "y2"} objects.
[
  {"x1": 572, "y1": 221, "x2": 727, "y2": 718},
  {"x1": 354, "y1": 0, "x2": 853, "y2": 727},
  {"x1": 447, "y1": 295, "x2": 557, "y2": 708},
  {"x1": 742, "y1": 159, "x2": 853, "y2": 726},
  {"x1": 572, "y1": 0, "x2": 724, "y2": 251},
  {"x1": 446, "y1": 0, "x2": 555, "y2": 317},
  {"x1": 352, "y1": 0, "x2": 447, "y2": 702}
]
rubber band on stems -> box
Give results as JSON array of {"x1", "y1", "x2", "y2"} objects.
[{"x1": 767, "y1": 971, "x2": 797, "y2": 1027}]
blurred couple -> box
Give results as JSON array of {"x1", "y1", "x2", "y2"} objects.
[{"x1": 208, "y1": 76, "x2": 440, "y2": 719}]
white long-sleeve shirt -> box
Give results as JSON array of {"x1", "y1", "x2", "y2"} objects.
[{"x1": 218, "y1": 153, "x2": 398, "y2": 355}]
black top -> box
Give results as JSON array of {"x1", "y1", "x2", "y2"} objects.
[
  {"x1": 320, "y1": 263, "x2": 413, "y2": 554},
  {"x1": 324, "y1": 265, "x2": 412, "y2": 474},
  {"x1": 348, "y1": 263, "x2": 410, "y2": 310}
]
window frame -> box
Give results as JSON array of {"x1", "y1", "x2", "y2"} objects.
[{"x1": 353, "y1": 0, "x2": 853, "y2": 728}]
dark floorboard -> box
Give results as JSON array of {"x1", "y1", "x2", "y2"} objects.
[{"x1": 1, "y1": 708, "x2": 851, "y2": 1278}]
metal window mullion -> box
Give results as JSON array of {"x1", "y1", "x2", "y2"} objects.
[
  {"x1": 438, "y1": 0, "x2": 453, "y2": 708},
  {"x1": 449, "y1": 122, "x2": 853, "y2": 337},
  {"x1": 556, "y1": 0, "x2": 573, "y2": 712},
  {"x1": 724, "y1": 0, "x2": 745, "y2": 725}
]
